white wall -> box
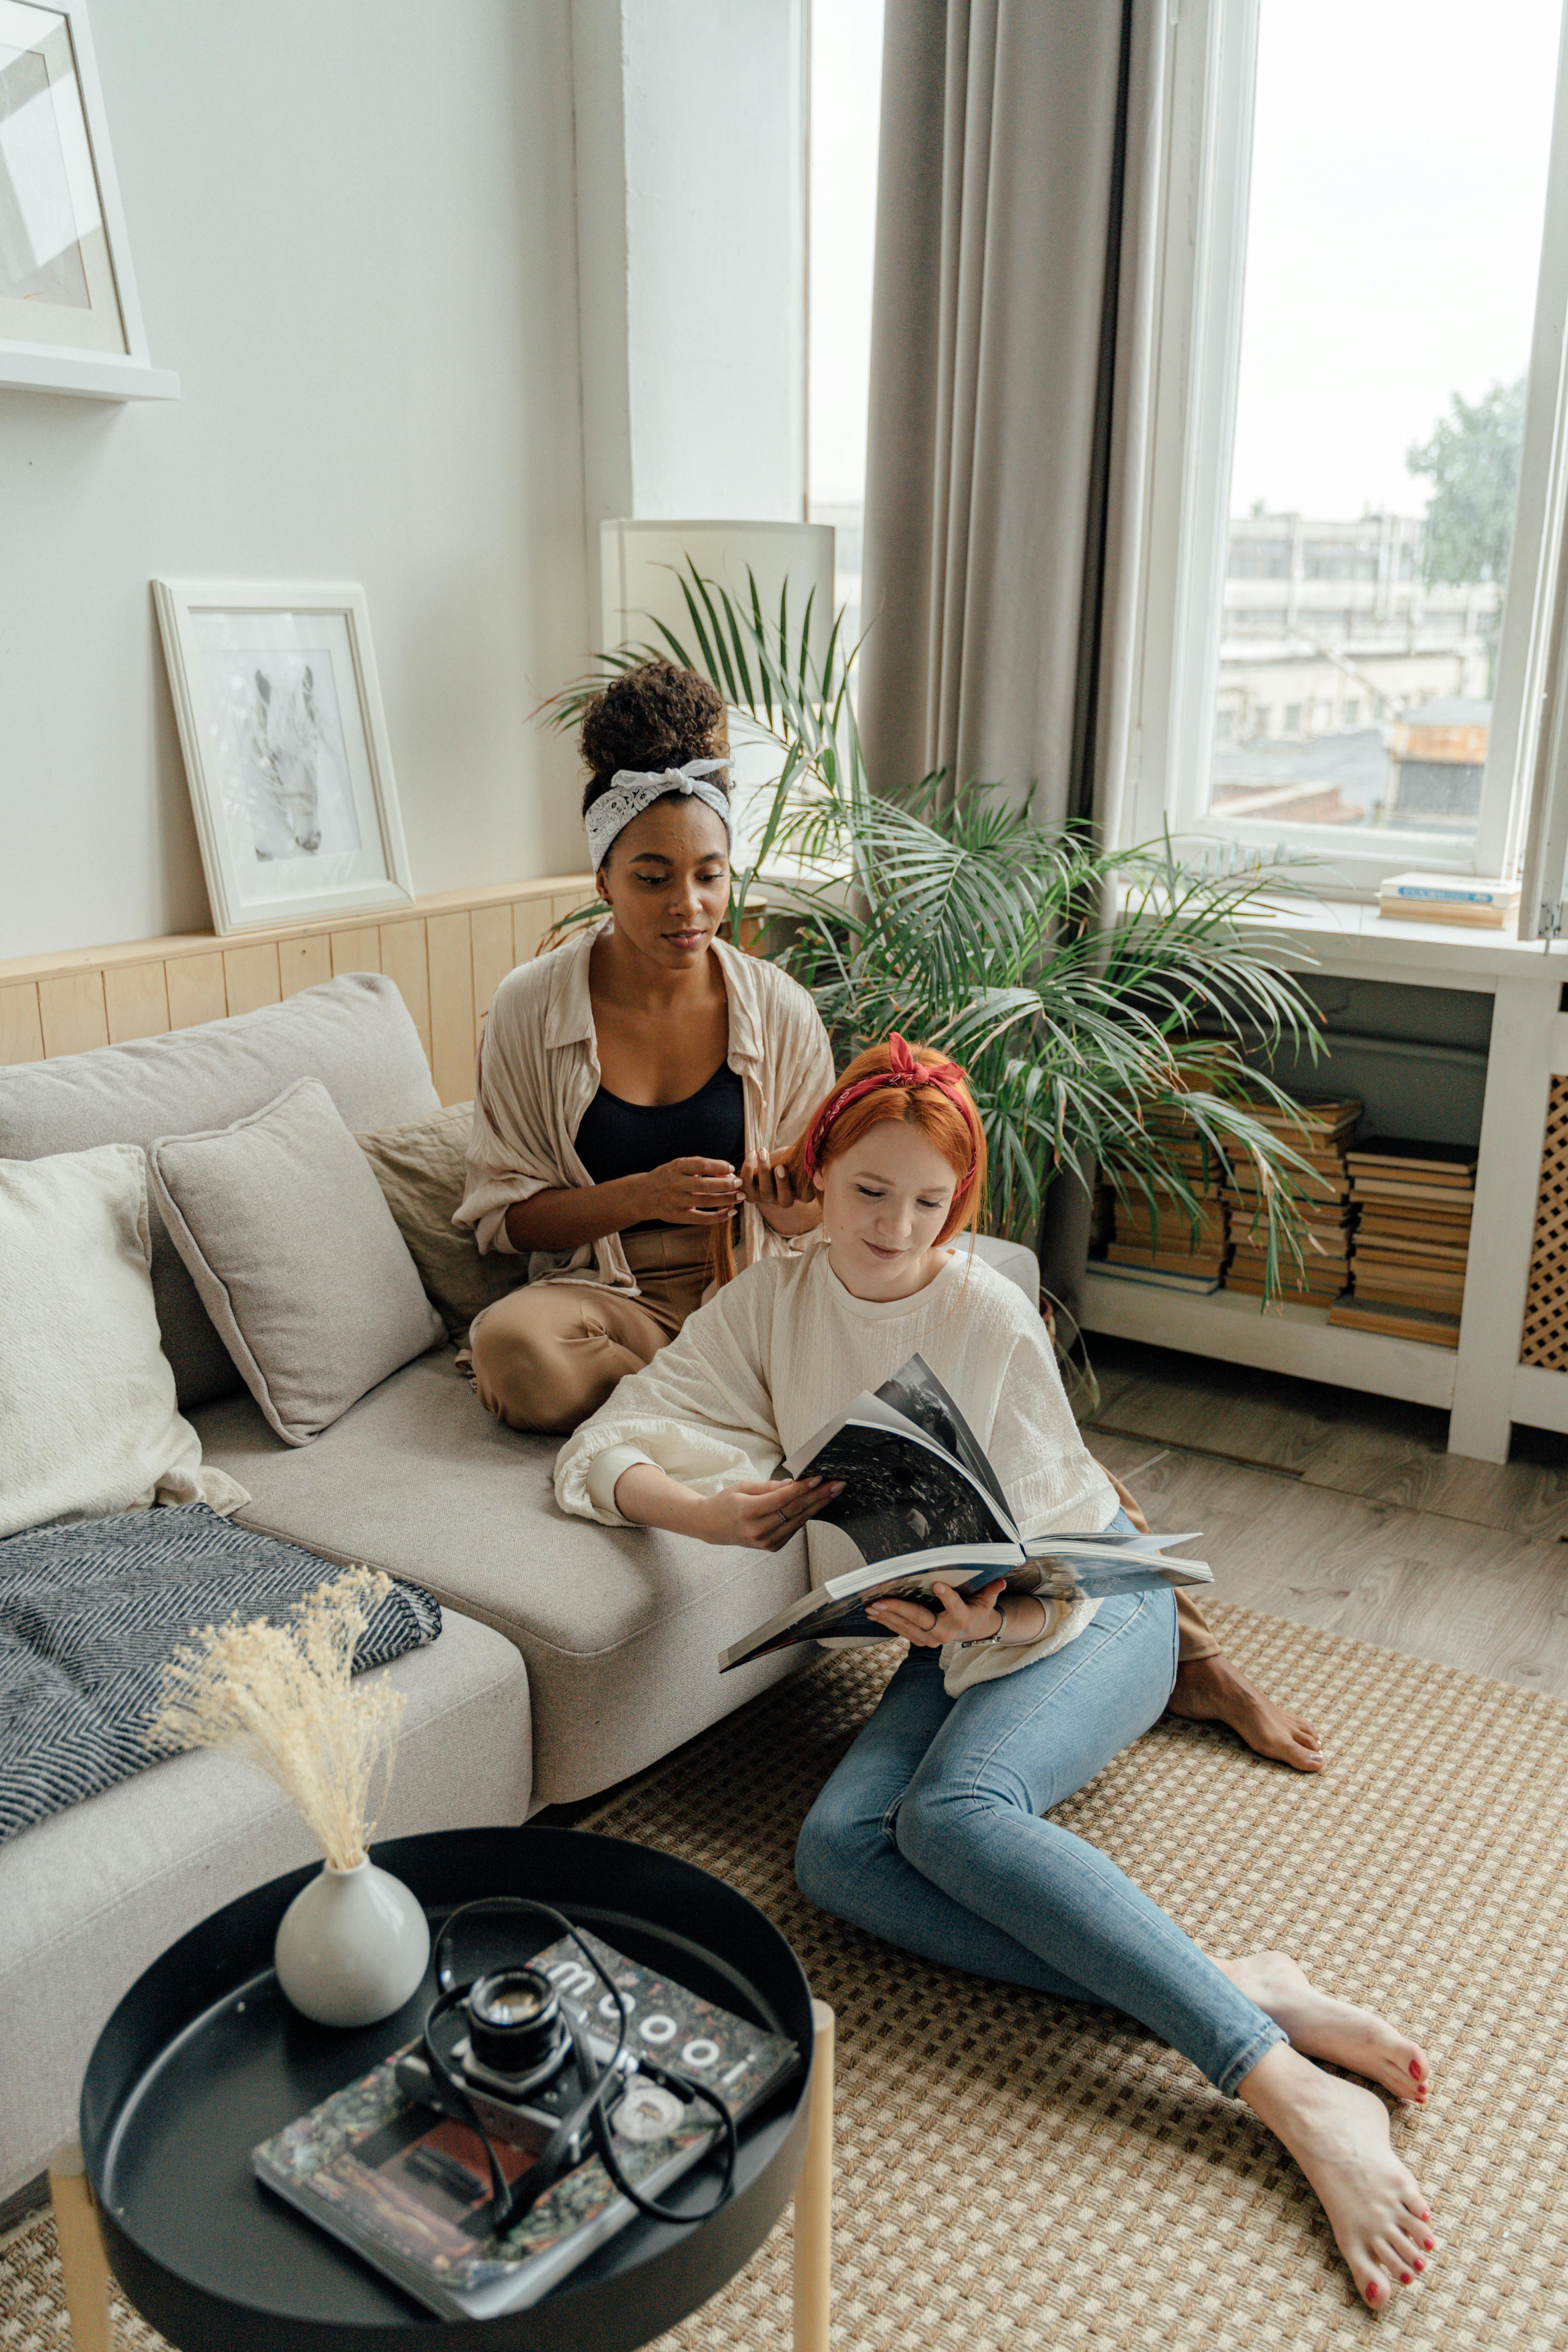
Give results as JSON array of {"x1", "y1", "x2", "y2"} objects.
[
  {"x1": 570, "y1": 0, "x2": 807, "y2": 636},
  {"x1": 0, "y1": 0, "x2": 589, "y2": 960}
]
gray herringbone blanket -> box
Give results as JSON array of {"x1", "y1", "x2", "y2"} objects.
[{"x1": 0, "y1": 1504, "x2": 440, "y2": 1844}]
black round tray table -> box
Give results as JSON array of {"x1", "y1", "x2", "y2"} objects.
[{"x1": 60, "y1": 1826, "x2": 834, "y2": 2352}]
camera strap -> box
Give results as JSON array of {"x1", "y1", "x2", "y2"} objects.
[{"x1": 420, "y1": 1895, "x2": 739, "y2": 2235}]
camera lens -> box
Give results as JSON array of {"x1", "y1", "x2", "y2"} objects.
[{"x1": 466, "y1": 1967, "x2": 565, "y2": 2080}]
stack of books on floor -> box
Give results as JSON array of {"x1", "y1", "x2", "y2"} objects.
[
  {"x1": 1096, "y1": 1184, "x2": 1230, "y2": 1294},
  {"x1": 1327, "y1": 1139, "x2": 1475, "y2": 1348},
  {"x1": 1221, "y1": 1097, "x2": 1361, "y2": 1306}
]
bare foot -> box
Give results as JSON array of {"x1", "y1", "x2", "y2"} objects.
[
  {"x1": 1166, "y1": 1652, "x2": 1325, "y2": 1773},
  {"x1": 1096, "y1": 1465, "x2": 1324, "y2": 1771},
  {"x1": 1238, "y1": 2043, "x2": 1436, "y2": 2309},
  {"x1": 1218, "y1": 1950, "x2": 1431, "y2": 2104}
]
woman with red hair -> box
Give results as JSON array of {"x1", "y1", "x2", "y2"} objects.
[{"x1": 555, "y1": 1039, "x2": 1437, "y2": 2312}]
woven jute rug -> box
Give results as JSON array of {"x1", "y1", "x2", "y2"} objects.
[{"x1": 4, "y1": 1604, "x2": 1567, "y2": 2351}]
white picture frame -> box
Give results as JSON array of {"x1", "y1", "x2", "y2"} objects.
[
  {"x1": 0, "y1": 0, "x2": 177, "y2": 399},
  {"x1": 153, "y1": 579, "x2": 416, "y2": 937}
]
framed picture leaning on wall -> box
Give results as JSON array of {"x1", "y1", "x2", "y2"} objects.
[
  {"x1": 0, "y1": 0, "x2": 177, "y2": 398},
  {"x1": 153, "y1": 580, "x2": 416, "y2": 937}
]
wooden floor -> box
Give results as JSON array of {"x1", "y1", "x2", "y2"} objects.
[{"x1": 1083, "y1": 1335, "x2": 1568, "y2": 1702}]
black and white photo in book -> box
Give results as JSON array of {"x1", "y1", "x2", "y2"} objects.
[
  {"x1": 719, "y1": 1354, "x2": 1212, "y2": 1673},
  {"x1": 860, "y1": 1351, "x2": 1013, "y2": 1519}
]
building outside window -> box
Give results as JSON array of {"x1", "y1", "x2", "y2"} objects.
[{"x1": 1133, "y1": 0, "x2": 1566, "y2": 886}]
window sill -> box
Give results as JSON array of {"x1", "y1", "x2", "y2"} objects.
[
  {"x1": 1195, "y1": 890, "x2": 1554, "y2": 981},
  {"x1": 1166, "y1": 818, "x2": 1496, "y2": 900}
]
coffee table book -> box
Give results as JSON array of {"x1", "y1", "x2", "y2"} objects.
[{"x1": 252, "y1": 1928, "x2": 798, "y2": 2319}]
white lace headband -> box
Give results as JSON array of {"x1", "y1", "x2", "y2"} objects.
[{"x1": 584, "y1": 757, "x2": 734, "y2": 871}]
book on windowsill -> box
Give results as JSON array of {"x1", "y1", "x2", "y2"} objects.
[
  {"x1": 252, "y1": 1928, "x2": 800, "y2": 2320},
  {"x1": 718, "y1": 1352, "x2": 1212, "y2": 1673},
  {"x1": 1327, "y1": 1297, "x2": 1461, "y2": 1346},
  {"x1": 1376, "y1": 873, "x2": 1520, "y2": 927}
]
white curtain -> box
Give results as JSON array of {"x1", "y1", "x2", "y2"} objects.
[{"x1": 858, "y1": 0, "x2": 1168, "y2": 837}]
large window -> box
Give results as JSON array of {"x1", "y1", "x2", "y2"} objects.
[
  {"x1": 1133, "y1": 0, "x2": 1568, "y2": 894},
  {"x1": 806, "y1": 0, "x2": 884, "y2": 653}
]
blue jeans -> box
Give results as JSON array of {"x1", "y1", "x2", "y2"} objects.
[{"x1": 794, "y1": 1550, "x2": 1286, "y2": 2097}]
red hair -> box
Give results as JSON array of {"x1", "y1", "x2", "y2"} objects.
[
  {"x1": 788, "y1": 1040, "x2": 988, "y2": 1248},
  {"x1": 708, "y1": 1038, "x2": 988, "y2": 1290}
]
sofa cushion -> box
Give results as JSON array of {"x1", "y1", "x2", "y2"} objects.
[
  {"x1": 0, "y1": 975, "x2": 439, "y2": 1412},
  {"x1": 968, "y1": 1231, "x2": 1040, "y2": 1304},
  {"x1": 0, "y1": 1144, "x2": 247, "y2": 1539},
  {"x1": 149, "y1": 1079, "x2": 444, "y2": 1445},
  {"x1": 194, "y1": 1353, "x2": 813, "y2": 1809},
  {"x1": 0, "y1": 1607, "x2": 530, "y2": 2203},
  {"x1": 356, "y1": 1100, "x2": 528, "y2": 1340}
]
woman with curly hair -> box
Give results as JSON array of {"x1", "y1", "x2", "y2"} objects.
[
  {"x1": 453, "y1": 658, "x2": 833, "y2": 1435},
  {"x1": 457, "y1": 657, "x2": 1323, "y2": 1775}
]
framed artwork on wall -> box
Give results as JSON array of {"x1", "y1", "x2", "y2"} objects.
[
  {"x1": 153, "y1": 580, "x2": 416, "y2": 938},
  {"x1": 0, "y1": 0, "x2": 177, "y2": 398}
]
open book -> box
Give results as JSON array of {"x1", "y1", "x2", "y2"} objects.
[{"x1": 719, "y1": 1352, "x2": 1211, "y2": 1672}]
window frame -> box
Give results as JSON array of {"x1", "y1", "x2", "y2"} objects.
[{"x1": 1126, "y1": 0, "x2": 1568, "y2": 904}]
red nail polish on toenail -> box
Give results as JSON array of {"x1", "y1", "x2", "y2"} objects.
[
  {"x1": 1366, "y1": 2286, "x2": 1379, "y2": 2305},
  {"x1": 1401, "y1": 2273, "x2": 1412, "y2": 2285},
  {"x1": 1410, "y1": 2061, "x2": 1421, "y2": 2076},
  {"x1": 1425, "y1": 2239, "x2": 1435, "y2": 2251}
]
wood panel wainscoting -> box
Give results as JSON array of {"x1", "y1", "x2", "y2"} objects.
[{"x1": 0, "y1": 875, "x2": 596, "y2": 1106}]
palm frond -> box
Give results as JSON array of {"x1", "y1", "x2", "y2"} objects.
[{"x1": 534, "y1": 561, "x2": 1330, "y2": 1289}]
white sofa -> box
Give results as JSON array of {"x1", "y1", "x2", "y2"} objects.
[{"x1": 0, "y1": 973, "x2": 1040, "y2": 2202}]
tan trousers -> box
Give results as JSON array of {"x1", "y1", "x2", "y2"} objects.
[{"x1": 470, "y1": 1226, "x2": 713, "y2": 1436}]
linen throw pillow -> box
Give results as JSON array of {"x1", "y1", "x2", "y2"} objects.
[
  {"x1": 148, "y1": 1079, "x2": 445, "y2": 1447},
  {"x1": 355, "y1": 1102, "x2": 527, "y2": 1339},
  {"x1": 0, "y1": 1144, "x2": 249, "y2": 1539}
]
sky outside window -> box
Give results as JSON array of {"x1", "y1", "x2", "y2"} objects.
[{"x1": 1212, "y1": 0, "x2": 1562, "y2": 843}]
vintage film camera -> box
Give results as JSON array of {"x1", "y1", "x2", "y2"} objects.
[
  {"x1": 399, "y1": 1899, "x2": 735, "y2": 2234},
  {"x1": 396, "y1": 1961, "x2": 686, "y2": 2163}
]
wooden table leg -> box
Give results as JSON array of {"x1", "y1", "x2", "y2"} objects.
[
  {"x1": 48, "y1": 2141, "x2": 113, "y2": 2352},
  {"x1": 791, "y1": 1998, "x2": 834, "y2": 2352}
]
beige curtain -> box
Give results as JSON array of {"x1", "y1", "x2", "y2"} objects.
[
  {"x1": 858, "y1": 0, "x2": 1172, "y2": 1317},
  {"x1": 858, "y1": 0, "x2": 1168, "y2": 837}
]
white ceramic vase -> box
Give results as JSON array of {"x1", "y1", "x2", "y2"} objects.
[{"x1": 273, "y1": 1857, "x2": 430, "y2": 2027}]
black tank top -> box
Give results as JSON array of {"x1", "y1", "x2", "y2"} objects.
[{"x1": 574, "y1": 1061, "x2": 746, "y2": 1228}]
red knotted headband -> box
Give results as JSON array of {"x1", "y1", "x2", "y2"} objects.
[{"x1": 800, "y1": 1033, "x2": 981, "y2": 1188}]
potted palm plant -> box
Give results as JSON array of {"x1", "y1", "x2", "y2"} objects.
[{"x1": 544, "y1": 563, "x2": 1325, "y2": 1308}]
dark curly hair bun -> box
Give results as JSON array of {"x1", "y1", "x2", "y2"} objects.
[{"x1": 579, "y1": 659, "x2": 729, "y2": 816}]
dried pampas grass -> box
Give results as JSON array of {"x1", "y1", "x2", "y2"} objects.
[{"x1": 147, "y1": 1566, "x2": 406, "y2": 1869}]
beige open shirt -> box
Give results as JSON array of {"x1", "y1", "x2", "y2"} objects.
[{"x1": 453, "y1": 919, "x2": 836, "y2": 1292}]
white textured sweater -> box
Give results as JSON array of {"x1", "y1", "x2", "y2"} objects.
[{"x1": 554, "y1": 1240, "x2": 1119, "y2": 1694}]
